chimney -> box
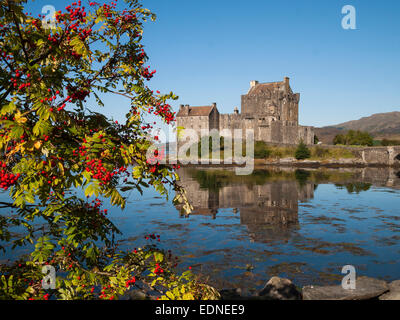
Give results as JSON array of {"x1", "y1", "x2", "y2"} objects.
[
  {"x1": 212, "y1": 102, "x2": 217, "y2": 108},
  {"x1": 179, "y1": 104, "x2": 184, "y2": 109},
  {"x1": 234, "y1": 107, "x2": 239, "y2": 115},
  {"x1": 250, "y1": 80, "x2": 259, "y2": 89},
  {"x1": 284, "y1": 77, "x2": 290, "y2": 92},
  {"x1": 183, "y1": 104, "x2": 189, "y2": 115}
]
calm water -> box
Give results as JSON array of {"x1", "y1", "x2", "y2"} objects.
[{"x1": 2, "y1": 167, "x2": 400, "y2": 293}]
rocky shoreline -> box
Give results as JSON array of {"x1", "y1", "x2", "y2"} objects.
[
  {"x1": 219, "y1": 276, "x2": 400, "y2": 300},
  {"x1": 123, "y1": 276, "x2": 400, "y2": 300}
]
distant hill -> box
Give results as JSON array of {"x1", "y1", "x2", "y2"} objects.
[{"x1": 315, "y1": 111, "x2": 400, "y2": 144}]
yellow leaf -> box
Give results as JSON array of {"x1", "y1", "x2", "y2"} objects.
[
  {"x1": 58, "y1": 162, "x2": 64, "y2": 176},
  {"x1": 15, "y1": 111, "x2": 27, "y2": 124},
  {"x1": 101, "y1": 150, "x2": 110, "y2": 158},
  {"x1": 182, "y1": 293, "x2": 194, "y2": 300},
  {"x1": 34, "y1": 141, "x2": 42, "y2": 149}
]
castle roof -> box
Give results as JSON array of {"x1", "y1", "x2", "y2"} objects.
[
  {"x1": 176, "y1": 105, "x2": 216, "y2": 117},
  {"x1": 247, "y1": 81, "x2": 284, "y2": 95}
]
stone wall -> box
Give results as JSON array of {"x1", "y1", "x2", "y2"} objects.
[
  {"x1": 177, "y1": 115, "x2": 210, "y2": 133},
  {"x1": 218, "y1": 115, "x2": 314, "y2": 145}
]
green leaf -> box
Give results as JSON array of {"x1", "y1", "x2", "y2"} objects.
[
  {"x1": 84, "y1": 184, "x2": 95, "y2": 197},
  {"x1": 1, "y1": 101, "x2": 16, "y2": 115},
  {"x1": 154, "y1": 252, "x2": 164, "y2": 263}
]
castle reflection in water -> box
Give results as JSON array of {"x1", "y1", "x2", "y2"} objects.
[{"x1": 174, "y1": 168, "x2": 315, "y2": 243}]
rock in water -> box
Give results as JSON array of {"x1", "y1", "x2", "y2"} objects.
[
  {"x1": 258, "y1": 277, "x2": 302, "y2": 300},
  {"x1": 219, "y1": 288, "x2": 243, "y2": 300},
  {"x1": 302, "y1": 276, "x2": 389, "y2": 300},
  {"x1": 379, "y1": 280, "x2": 400, "y2": 300},
  {"x1": 123, "y1": 290, "x2": 150, "y2": 300},
  {"x1": 379, "y1": 291, "x2": 400, "y2": 300},
  {"x1": 389, "y1": 280, "x2": 400, "y2": 292}
]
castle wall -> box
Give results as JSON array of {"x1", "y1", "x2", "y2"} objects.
[
  {"x1": 219, "y1": 114, "x2": 242, "y2": 130},
  {"x1": 217, "y1": 115, "x2": 314, "y2": 145},
  {"x1": 297, "y1": 126, "x2": 314, "y2": 145},
  {"x1": 177, "y1": 116, "x2": 210, "y2": 133}
]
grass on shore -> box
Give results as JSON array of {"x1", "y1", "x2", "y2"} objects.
[{"x1": 186, "y1": 140, "x2": 356, "y2": 161}]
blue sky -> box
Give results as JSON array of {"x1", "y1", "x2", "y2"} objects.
[{"x1": 27, "y1": 0, "x2": 400, "y2": 127}]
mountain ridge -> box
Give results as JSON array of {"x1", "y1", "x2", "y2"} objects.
[{"x1": 314, "y1": 111, "x2": 400, "y2": 144}]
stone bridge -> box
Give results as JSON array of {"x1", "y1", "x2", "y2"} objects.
[{"x1": 349, "y1": 146, "x2": 400, "y2": 166}]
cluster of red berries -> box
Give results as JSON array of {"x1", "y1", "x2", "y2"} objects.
[
  {"x1": 39, "y1": 89, "x2": 70, "y2": 113},
  {"x1": 99, "y1": 284, "x2": 114, "y2": 300},
  {"x1": 9, "y1": 69, "x2": 32, "y2": 91},
  {"x1": 115, "y1": 8, "x2": 137, "y2": 29},
  {"x1": 47, "y1": 33, "x2": 60, "y2": 44},
  {"x1": 144, "y1": 153, "x2": 161, "y2": 173},
  {"x1": 85, "y1": 198, "x2": 108, "y2": 216},
  {"x1": 141, "y1": 123, "x2": 152, "y2": 130},
  {"x1": 102, "y1": 2, "x2": 117, "y2": 18},
  {"x1": 47, "y1": 2, "x2": 97, "y2": 60},
  {"x1": 134, "y1": 48, "x2": 146, "y2": 62},
  {"x1": 153, "y1": 102, "x2": 175, "y2": 124},
  {"x1": 72, "y1": 144, "x2": 87, "y2": 157},
  {"x1": 31, "y1": 18, "x2": 40, "y2": 30},
  {"x1": 84, "y1": 158, "x2": 127, "y2": 185},
  {"x1": 145, "y1": 234, "x2": 161, "y2": 242},
  {"x1": 57, "y1": 103, "x2": 66, "y2": 112},
  {"x1": 149, "y1": 163, "x2": 160, "y2": 174},
  {"x1": 63, "y1": 1, "x2": 87, "y2": 24},
  {"x1": 78, "y1": 28, "x2": 92, "y2": 41},
  {"x1": 154, "y1": 263, "x2": 164, "y2": 275},
  {"x1": 125, "y1": 276, "x2": 136, "y2": 288},
  {"x1": 67, "y1": 85, "x2": 90, "y2": 102},
  {"x1": 0, "y1": 162, "x2": 20, "y2": 190},
  {"x1": 141, "y1": 66, "x2": 156, "y2": 81}
]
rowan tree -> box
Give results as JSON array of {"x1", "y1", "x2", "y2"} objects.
[{"x1": 0, "y1": 0, "x2": 217, "y2": 300}]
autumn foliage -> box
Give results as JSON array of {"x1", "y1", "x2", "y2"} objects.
[{"x1": 0, "y1": 0, "x2": 218, "y2": 300}]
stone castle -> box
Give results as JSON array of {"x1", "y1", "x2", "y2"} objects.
[{"x1": 176, "y1": 77, "x2": 314, "y2": 145}]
